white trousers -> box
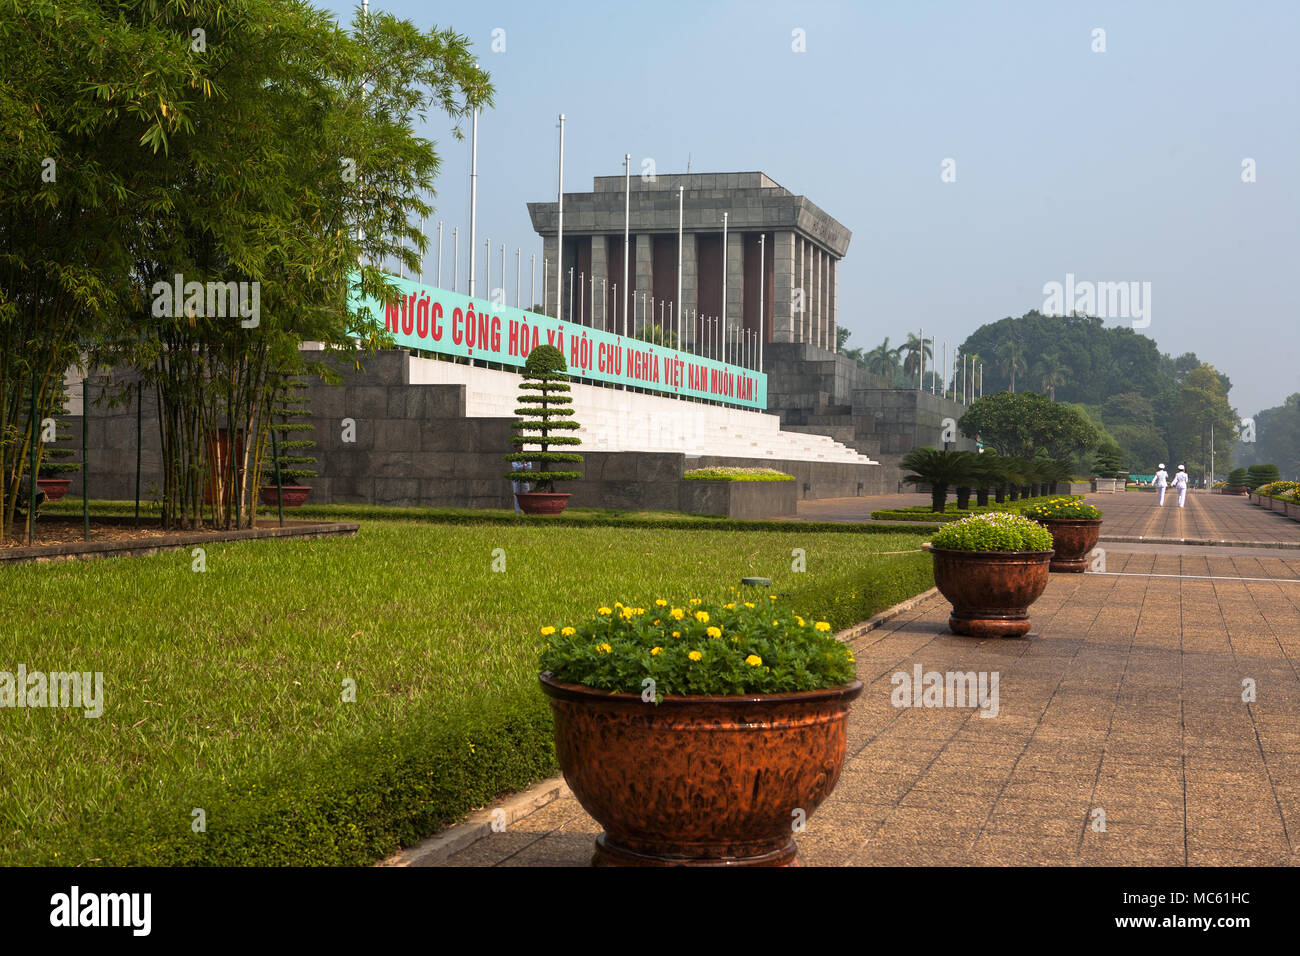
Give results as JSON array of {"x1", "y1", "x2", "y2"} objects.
[
  {"x1": 1157, "y1": 484, "x2": 1166, "y2": 505},
  {"x1": 1177, "y1": 485, "x2": 1187, "y2": 507}
]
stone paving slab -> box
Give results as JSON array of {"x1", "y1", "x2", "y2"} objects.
[{"x1": 442, "y1": 511, "x2": 1300, "y2": 867}]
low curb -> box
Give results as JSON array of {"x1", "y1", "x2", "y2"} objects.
[
  {"x1": 1100, "y1": 534, "x2": 1300, "y2": 551},
  {"x1": 376, "y1": 776, "x2": 570, "y2": 867},
  {"x1": 375, "y1": 587, "x2": 943, "y2": 868},
  {"x1": 1, "y1": 520, "x2": 360, "y2": 566}
]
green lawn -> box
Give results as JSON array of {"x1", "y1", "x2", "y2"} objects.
[{"x1": 0, "y1": 518, "x2": 931, "y2": 866}]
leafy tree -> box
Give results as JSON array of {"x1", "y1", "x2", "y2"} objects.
[
  {"x1": 958, "y1": 391, "x2": 1099, "y2": 460},
  {"x1": 997, "y1": 338, "x2": 1027, "y2": 393},
  {"x1": 895, "y1": 333, "x2": 932, "y2": 383},
  {"x1": 1235, "y1": 393, "x2": 1300, "y2": 479},
  {"x1": 634, "y1": 323, "x2": 678, "y2": 350},
  {"x1": 1169, "y1": 364, "x2": 1237, "y2": 479}
]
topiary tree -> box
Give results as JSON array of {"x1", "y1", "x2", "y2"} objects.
[
  {"x1": 1092, "y1": 440, "x2": 1125, "y2": 479},
  {"x1": 1246, "y1": 464, "x2": 1280, "y2": 490},
  {"x1": 40, "y1": 385, "x2": 80, "y2": 488},
  {"x1": 264, "y1": 378, "x2": 317, "y2": 487},
  {"x1": 505, "y1": 345, "x2": 583, "y2": 493},
  {"x1": 900, "y1": 447, "x2": 978, "y2": 513},
  {"x1": 1226, "y1": 467, "x2": 1248, "y2": 489}
]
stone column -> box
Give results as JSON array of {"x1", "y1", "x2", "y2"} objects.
[
  {"x1": 725, "y1": 229, "x2": 744, "y2": 361},
  {"x1": 589, "y1": 234, "x2": 608, "y2": 329},
  {"x1": 635, "y1": 234, "x2": 653, "y2": 332},
  {"x1": 813, "y1": 245, "x2": 823, "y2": 349},
  {"x1": 795, "y1": 237, "x2": 805, "y2": 343},
  {"x1": 829, "y1": 257, "x2": 838, "y2": 351},
  {"x1": 771, "y1": 230, "x2": 796, "y2": 343},
  {"x1": 819, "y1": 247, "x2": 828, "y2": 350},
  {"x1": 680, "y1": 232, "x2": 698, "y2": 347},
  {"x1": 542, "y1": 234, "x2": 559, "y2": 317}
]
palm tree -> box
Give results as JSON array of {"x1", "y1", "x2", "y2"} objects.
[
  {"x1": 998, "y1": 339, "x2": 1027, "y2": 393},
  {"x1": 1033, "y1": 351, "x2": 1071, "y2": 401},
  {"x1": 864, "y1": 337, "x2": 900, "y2": 379},
  {"x1": 896, "y1": 333, "x2": 932, "y2": 383},
  {"x1": 900, "y1": 447, "x2": 978, "y2": 512}
]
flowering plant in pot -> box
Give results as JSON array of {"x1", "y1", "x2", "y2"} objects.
[
  {"x1": 505, "y1": 345, "x2": 582, "y2": 515},
  {"x1": 538, "y1": 597, "x2": 861, "y2": 866},
  {"x1": 1022, "y1": 497, "x2": 1103, "y2": 573},
  {"x1": 925, "y1": 512, "x2": 1054, "y2": 638}
]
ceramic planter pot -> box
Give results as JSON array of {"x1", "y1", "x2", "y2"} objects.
[
  {"x1": 516, "y1": 492, "x2": 570, "y2": 515},
  {"x1": 539, "y1": 673, "x2": 863, "y2": 867},
  {"x1": 258, "y1": 485, "x2": 311, "y2": 508},
  {"x1": 926, "y1": 545, "x2": 1053, "y2": 638},
  {"x1": 1034, "y1": 518, "x2": 1102, "y2": 573},
  {"x1": 36, "y1": 478, "x2": 71, "y2": 502}
]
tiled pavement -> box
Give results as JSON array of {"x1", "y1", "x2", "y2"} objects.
[{"x1": 443, "y1": 492, "x2": 1300, "y2": 866}]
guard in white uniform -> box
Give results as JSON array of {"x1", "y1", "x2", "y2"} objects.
[
  {"x1": 1154, "y1": 463, "x2": 1169, "y2": 506},
  {"x1": 1173, "y1": 465, "x2": 1190, "y2": 507}
]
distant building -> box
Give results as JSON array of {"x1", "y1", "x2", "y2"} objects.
[{"x1": 528, "y1": 172, "x2": 850, "y2": 353}]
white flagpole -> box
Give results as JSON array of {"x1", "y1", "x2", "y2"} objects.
[
  {"x1": 556, "y1": 113, "x2": 565, "y2": 322},
  {"x1": 623, "y1": 154, "x2": 631, "y2": 338},
  {"x1": 758, "y1": 233, "x2": 765, "y2": 372},
  {"x1": 436, "y1": 220, "x2": 443, "y2": 287},
  {"x1": 676, "y1": 184, "x2": 684, "y2": 349},
  {"x1": 469, "y1": 106, "x2": 478, "y2": 297}
]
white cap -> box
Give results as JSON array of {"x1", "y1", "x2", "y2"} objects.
[
  {"x1": 1159, "y1": 463, "x2": 1165, "y2": 469},
  {"x1": 1178, "y1": 464, "x2": 1186, "y2": 471}
]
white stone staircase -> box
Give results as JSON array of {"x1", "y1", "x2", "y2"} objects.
[{"x1": 406, "y1": 356, "x2": 876, "y2": 465}]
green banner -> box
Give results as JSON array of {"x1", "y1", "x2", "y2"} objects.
[{"x1": 349, "y1": 275, "x2": 767, "y2": 409}]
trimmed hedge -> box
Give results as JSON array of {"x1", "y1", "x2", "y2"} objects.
[
  {"x1": 871, "y1": 494, "x2": 1081, "y2": 523},
  {"x1": 683, "y1": 467, "x2": 795, "y2": 482}
]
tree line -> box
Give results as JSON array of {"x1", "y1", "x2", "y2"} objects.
[{"x1": 0, "y1": 0, "x2": 490, "y2": 537}]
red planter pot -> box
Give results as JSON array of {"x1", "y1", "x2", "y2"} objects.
[
  {"x1": 36, "y1": 478, "x2": 72, "y2": 502},
  {"x1": 927, "y1": 545, "x2": 1054, "y2": 638},
  {"x1": 1221, "y1": 486, "x2": 1248, "y2": 496},
  {"x1": 516, "y1": 492, "x2": 570, "y2": 515},
  {"x1": 539, "y1": 674, "x2": 863, "y2": 867},
  {"x1": 258, "y1": 485, "x2": 311, "y2": 508},
  {"x1": 1034, "y1": 518, "x2": 1103, "y2": 573}
]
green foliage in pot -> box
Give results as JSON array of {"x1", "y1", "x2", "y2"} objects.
[
  {"x1": 930, "y1": 512, "x2": 1054, "y2": 552},
  {"x1": 1226, "y1": 467, "x2": 1248, "y2": 488},
  {"x1": 538, "y1": 598, "x2": 854, "y2": 702},
  {"x1": 505, "y1": 345, "x2": 583, "y2": 493}
]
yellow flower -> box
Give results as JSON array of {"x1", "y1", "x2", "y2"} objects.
[
  {"x1": 615, "y1": 602, "x2": 623, "y2": 609},
  {"x1": 653, "y1": 619, "x2": 661, "y2": 626},
  {"x1": 651, "y1": 647, "x2": 663, "y2": 656},
  {"x1": 795, "y1": 616, "x2": 805, "y2": 627},
  {"x1": 707, "y1": 626, "x2": 722, "y2": 638},
  {"x1": 690, "y1": 598, "x2": 702, "y2": 605},
  {"x1": 745, "y1": 654, "x2": 763, "y2": 667},
  {"x1": 540, "y1": 626, "x2": 556, "y2": 636},
  {"x1": 846, "y1": 650, "x2": 855, "y2": 663},
  {"x1": 744, "y1": 602, "x2": 755, "y2": 609},
  {"x1": 723, "y1": 602, "x2": 735, "y2": 610},
  {"x1": 655, "y1": 599, "x2": 668, "y2": 607},
  {"x1": 772, "y1": 620, "x2": 779, "y2": 626},
  {"x1": 597, "y1": 643, "x2": 612, "y2": 654},
  {"x1": 695, "y1": 611, "x2": 709, "y2": 623},
  {"x1": 814, "y1": 621, "x2": 831, "y2": 632},
  {"x1": 672, "y1": 631, "x2": 680, "y2": 638},
  {"x1": 561, "y1": 626, "x2": 575, "y2": 636},
  {"x1": 670, "y1": 608, "x2": 685, "y2": 620},
  {"x1": 769, "y1": 595, "x2": 777, "y2": 601},
  {"x1": 688, "y1": 650, "x2": 703, "y2": 662},
  {"x1": 597, "y1": 607, "x2": 612, "y2": 616}
]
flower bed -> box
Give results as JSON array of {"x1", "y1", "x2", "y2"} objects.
[{"x1": 872, "y1": 494, "x2": 1082, "y2": 523}]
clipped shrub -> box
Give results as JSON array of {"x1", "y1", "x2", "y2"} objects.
[
  {"x1": 930, "y1": 512, "x2": 1054, "y2": 552},
  {"x1": 263, "y1": 377, "x2": 317, "y2": 485},
  {"x1": 683, "y1": 467, "x2": 794, "y2": 482},
  {"x1": 1246, "y1": 464, "x2": 1281, "y2": 490},
  {"x1": 505, "y1": 344, "x2": 583, "y2": 492}
]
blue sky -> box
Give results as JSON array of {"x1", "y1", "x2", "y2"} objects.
[{"x1": 322, "y1": 0, "x2": 1298, "y2": 416}]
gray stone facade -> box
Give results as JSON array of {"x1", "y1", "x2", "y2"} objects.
[
  {"x1": 59, "y1": 351, "x2": 890, "y2": 516},
  {"x1": 528, "y1": 172, "x2": 850, "y2": 351}
]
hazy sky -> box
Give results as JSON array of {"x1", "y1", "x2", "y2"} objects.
[{"x1": 322, "y1": 0, "x2": 1298, "y2": 417}]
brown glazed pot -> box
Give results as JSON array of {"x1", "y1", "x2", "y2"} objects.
[
  {"x1": 259, "y1": 485, "x2": 311, "y2": 508},
  {"x1": 539, "y1": 674, "x2": 863, "y2": 867},
  {"x1": 516, "y1": 492, "x2": 570, "y2": 515},
  {"x1": 927, "y1": 545, "x2": 1053, "y2": 638},
  {"x1": 36, "y1": 478, "x2": 71, "y2": 502},
  {"x1": 1035, "y1": 518, "x2": 1102, "y2": 572}
]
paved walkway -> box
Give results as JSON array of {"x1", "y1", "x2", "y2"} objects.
[{"x1": 443, "y1": 492, "x2": 1300, "y2": 867}]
